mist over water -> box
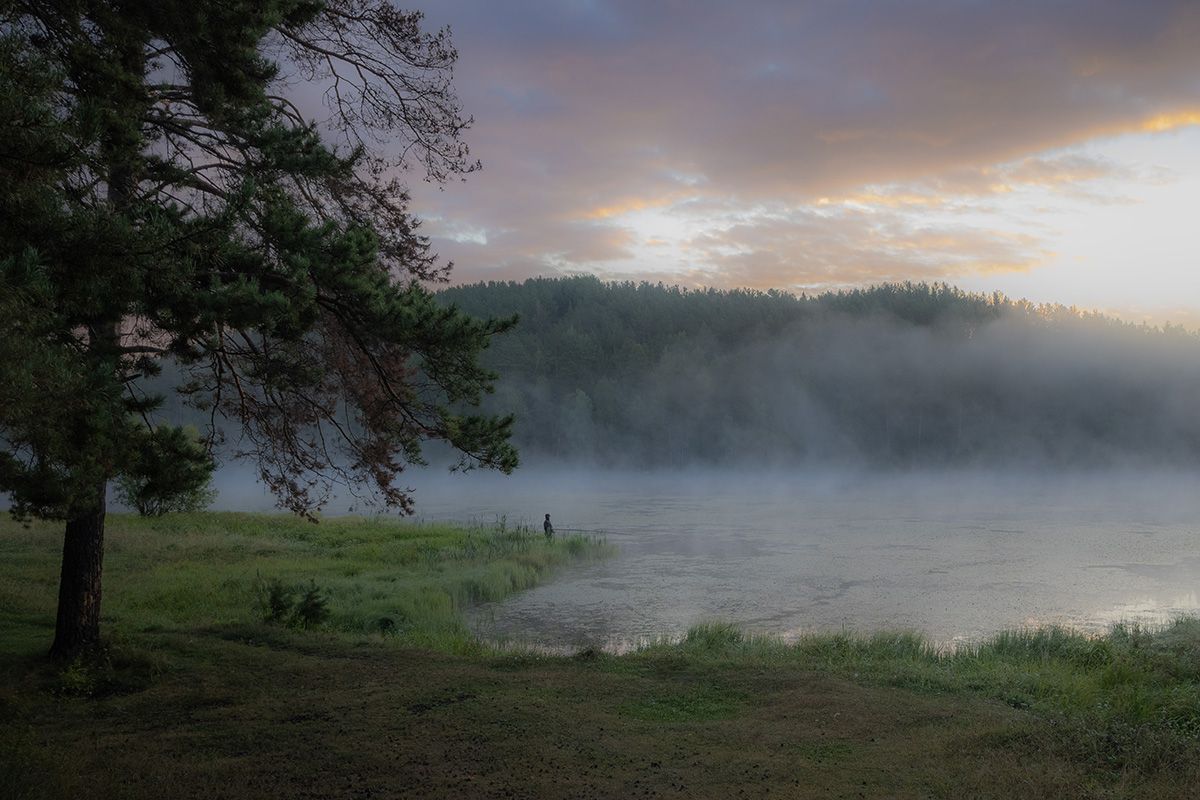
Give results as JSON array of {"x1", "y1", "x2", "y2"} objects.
[
  {"x1": 445, "y1": 280, "x2": 1200, "y2": 469},
  {"x1": 199, "y1": 462, "x2": 1200, "y2": 650},
  {"x1": 37, "y1": 281, "x2": 1200, "y2": 650},
  {"x1": 446, "y1": 467, "x2": 1200, "y2": 650}
]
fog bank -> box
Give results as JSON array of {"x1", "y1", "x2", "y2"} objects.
[{"x1": 442, "y1": 278, "x2": 1200, "y2": 468}]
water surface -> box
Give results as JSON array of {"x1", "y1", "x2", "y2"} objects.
[{"x1": 405, "y1": 468, "x2": 1200, "y2": 650}]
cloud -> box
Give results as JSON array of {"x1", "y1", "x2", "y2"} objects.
[
  {"x1": 809, "y1": 153, "x2": 1136, "y2": 208},
  {"x1": 404, "y1": 0, "x2": 1200, "y2": 289},
  {"x1": 676, "y1": 207, "x2": 1050, "y2": 291}
]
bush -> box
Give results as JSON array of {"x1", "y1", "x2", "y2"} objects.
[
  {"x1": 254, "y1": 576, "x2": 329, "y2": 629},
  {"x1": 256, "y1": 577, "x2": 295, "y2": 624},
  {"x1": 114, "y1": 426, "x2": 216, "y2": 516},
  {"x1": 293, "y1": 582, "x2": 330, "y2": 629}
]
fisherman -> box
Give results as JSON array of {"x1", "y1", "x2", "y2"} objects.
[{"x1": 543, "y1": 513, "x2": 554, "y2": 539}]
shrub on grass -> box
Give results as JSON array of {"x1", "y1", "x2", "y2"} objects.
[
  {"x1": 113, "y1": 427, "x2": 217, "y2": 516},
  {"x1": 254, "y1": 576, "x2": 330, "y2": 629},
  {"x1": 255, "y1": 577, "x2": 296, "y2": 624},
  {"x1": 293, "y1": 582, "x2": 331, "y2": 629}
]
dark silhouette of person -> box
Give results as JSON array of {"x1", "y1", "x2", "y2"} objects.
[{"x1": 543, "y1": 513, "x2": 554, "y2": 539}]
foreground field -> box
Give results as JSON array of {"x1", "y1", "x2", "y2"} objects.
[{"x1": 2, "y1": 514, "x2": 1198, "y2": 799}]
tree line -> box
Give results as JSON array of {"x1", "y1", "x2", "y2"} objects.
[{"x1": 438, "y1": 276, "x2": 1200, "y2": 467}]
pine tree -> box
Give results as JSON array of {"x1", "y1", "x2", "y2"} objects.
[{"x1": 0, "y1": 1, "x2": 517, "y2": 660}]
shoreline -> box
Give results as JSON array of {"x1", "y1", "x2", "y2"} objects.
[{"x1": 3, "y1": 512, "x2": 1198, "y2": 798}]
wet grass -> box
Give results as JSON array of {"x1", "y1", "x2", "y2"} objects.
[
  {"x1": 3, "y1": 513, "x2": 1199, "y2": 798},
  {"x1": 618, "y1": 620, "x2": 1200, "y2": 777},
  {"x1": 0, "y1": 512, "x2": 611, "y2": 655}
]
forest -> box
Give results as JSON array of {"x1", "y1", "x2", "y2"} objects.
[{"x1": 437, "y1": 276, "x2": 1200, "y2": 467}]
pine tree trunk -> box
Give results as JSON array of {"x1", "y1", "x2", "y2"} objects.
[
  {"x1": 45, "y1": 28, "x2": 141, "y2": 662},
  {"x1": 49, "y1": 486, "x2": 107, "y2": 661}
]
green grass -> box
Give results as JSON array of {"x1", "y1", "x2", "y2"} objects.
[
  {"x1": 616, "y1": 619, "x2": 1200, "y2": 774},
  {"x1": 0, "y1": 512, "x2": 612, "y2": 655},
  {"x1": 617, "y1": 688, "x2": 745, "y2": 722},
  {"x1": 3, "y1": 513, "x2": 1200, "y2": 798}
]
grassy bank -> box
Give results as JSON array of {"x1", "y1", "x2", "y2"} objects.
[
  {"x1": 0, "y1": 513, "x2": 611, "y2": 655},
  {"x1": 628, "y1": 621, "x2": 1200, "y2": 776},
  {"x1": 2, "y1": 513, "x2": 1199, "y2": 798}
]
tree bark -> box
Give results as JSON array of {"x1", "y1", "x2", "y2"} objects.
[
  {"x1": 46, "y1": 25, "x2": 140, "y2": 661},
  {"x1": 49, "y1": 486, "x2": 107, "y2": 661}
]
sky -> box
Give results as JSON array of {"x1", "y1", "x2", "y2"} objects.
[{"x1": 401, "y1": 0, "x2": 1200, "y2": 325}]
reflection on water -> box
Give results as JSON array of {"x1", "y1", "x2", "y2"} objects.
[{"x1": 402, "y1": 468, "x2": 1200, "y2": 650}]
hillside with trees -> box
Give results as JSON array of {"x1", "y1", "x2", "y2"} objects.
[{"x1": 439, "y1": 276, "x2": 1200, "y2": 467}]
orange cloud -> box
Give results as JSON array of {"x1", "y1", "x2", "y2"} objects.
[
  {"x1": 1139, "y1": 110, "x2": 1200, "y2": 133},
  {"x1": 580, "y1": 195, "x2": 674, "y2": 220}
]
